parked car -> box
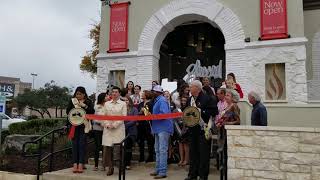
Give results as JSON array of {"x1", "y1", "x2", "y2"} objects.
[{"x1": 0, "y1": 113, "x2": 26, "y2": 129}]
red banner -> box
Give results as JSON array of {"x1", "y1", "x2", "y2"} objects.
[
  {"x1": 260, "y1": 0, "x2": 288, "y2": 40},
  {"x1": 108, "y1": 2, "x2": 130, "y2": 53}
]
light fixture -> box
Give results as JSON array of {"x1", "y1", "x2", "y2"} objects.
[
  {"x1": 198, "y1": 32, "x2": 205, "y2": 41},
  {"x1": 205, "y1": 41, "x2": 212, "y2": 48},
  {"x1": 196, "y1": 40, "x2": 203, "y2": 53},
  {"x1": 187, "y1": 33, "x2": 195, "y2": 47}
]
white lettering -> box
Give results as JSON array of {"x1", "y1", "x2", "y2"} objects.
[
  {"x1": 111, "y1": 21, "x2": 126, "y2": 32},
  {"x1": 263, "y1": 1, "x2": 284, "y2": 16}
]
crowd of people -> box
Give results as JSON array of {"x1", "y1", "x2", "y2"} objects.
[{"x1": 66, "y1": 73, "x2": 268, "y2": 180}]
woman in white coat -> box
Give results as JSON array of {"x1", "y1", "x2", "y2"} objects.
[{"x1": 102, "y1": 86, "x2": 127, "y2": 176}]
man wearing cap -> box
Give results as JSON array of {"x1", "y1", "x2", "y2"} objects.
[{"x1": 149, "y1": 85, "x2": 173, "y2": 179}]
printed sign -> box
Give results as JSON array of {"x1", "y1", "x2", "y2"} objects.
[
  {"x1": 108, "y1": 2, "x2": 130, "y2": 53},
  {"x1": 0, "y1": 83, "x2": 15, "y2": 99},
  {"x1": 260, "y1": 0, "x2": 288, "y2": 40}
]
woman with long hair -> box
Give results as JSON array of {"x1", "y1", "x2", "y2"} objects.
[
  {"x1": 92, "y1": 93, "x2": 106, "y2": 171},
  {"x1": 177, "y1": 95, "x2": 190, "y2": 166},
  {"x1": 126, "y1": 81, "x2": 135, "y2": 96},
  {"x1": 164, "y1": 90, "x2": 176, "y2": 112},
  {"x1": 227, "y1": 73, "x2": 243, "y2": 98},
  {"x1": 66, "y1": 86, "x2": 94, "y2": 173},
  {"x1": 130, "y1": 85, "x2": 142, "y2": 108},
  {"x1": 137, "y1": 90, "x2": 155, "y2": 162},
  {"x1": 122, "y1": 96, "x2": 138, "y2": 170}
]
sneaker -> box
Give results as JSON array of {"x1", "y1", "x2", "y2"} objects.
[
  {"x1": 150, "y1": 172, "x2": 158, "y2": 176},
  {"x1": 154, "y1": 175, "x2": 167, "y2": 179}
]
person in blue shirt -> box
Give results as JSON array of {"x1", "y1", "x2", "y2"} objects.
[
  {"x1": 149, "y1": 85, "x2": 173, "y2": 179},
  {"x1": 248, "y1": 91, "x2": 267, "y2": 126}
]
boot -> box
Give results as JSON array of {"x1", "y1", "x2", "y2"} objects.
[{"x1": 107, "y1": 167, "x2": 114, "y2": 176}]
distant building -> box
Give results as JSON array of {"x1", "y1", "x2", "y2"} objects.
[{"x1": 0, "y1": 76, "x2": 32, "y2": 98}]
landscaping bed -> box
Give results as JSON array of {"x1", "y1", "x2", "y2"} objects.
[{"x1": 0, "y1": 118, "x2": 95, "y2": 175}]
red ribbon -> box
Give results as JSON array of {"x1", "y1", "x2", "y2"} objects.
[
  {"x1": 85, "y1": 112, "x2": 183, "y2": 121},
  {"x1": 68, "y1": 125, "x2": 76, "y2": 139}
]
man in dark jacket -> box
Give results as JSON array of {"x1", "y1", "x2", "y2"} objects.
[
  {"x1": 248, "y1": 91, "x2": 267, "y2": 126},
  {"x1": 185, "y1": 80, "x2": 218, "y2": 180}
]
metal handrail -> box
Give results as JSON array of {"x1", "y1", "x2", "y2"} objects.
[
  {"x1": 22, "y1": 126, "x2": 129, "y2": 180},
  {"x1": 113, "y1": 135, "x2": 130, "y2": 180},
  {"x1": 21, "y1": 126, "x2": 74, "y2": 180},
  {"x1": 217, "y1": 128, "x2": 228, "y2": 180}
]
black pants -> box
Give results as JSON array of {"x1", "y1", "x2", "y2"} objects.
[
  {"x1": 93, "y1": 130, "x2": 103, "y2": 167},
  {"x1": 137, "y1": 121, "x2": 154, "y2": 161},
  {"x1": 72, "y1": 126, "x2": 87, "y2": 164},
  {"x1": 124, "y1": 136, "x2": 136, "y2": 166},
  {"x1": 188, "y1": 127, "x2": 211, "y2": 179}
]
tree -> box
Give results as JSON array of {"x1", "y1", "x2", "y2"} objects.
[
  {"x1": 15, "y1": 81, "x2": 72, "y2": 118},
  {"x1": 43, "y1": 81, "x2": 72, "y2": 118},
  {"x1": 80, "y1": 21, "x2": 100, "y2": 77}
]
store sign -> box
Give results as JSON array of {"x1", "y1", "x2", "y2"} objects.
[
  {"x1": 0, "y1": 95, "x2": 5, "y2": 114},
  {"x1": 0, "y1": 83, "x2": 15, "y2": 99},
  {"x1": 184, "y1": 60, "x2": 223, "y2": 82},
  {"x1": 108, "y1": 2, "x2": 130, "y2": 53},
  {"x1": 260, "y1": 0, "x2": 288, "y2": 40}
]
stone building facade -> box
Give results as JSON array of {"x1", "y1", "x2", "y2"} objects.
[
  {"x1": 97, "y1": 0, "x2": 320, "y2": 104},
  {"x1": 226, "y1": 125, "x2": 320, "y2": 180}
]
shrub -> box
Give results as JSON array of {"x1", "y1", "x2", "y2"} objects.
[
  {"x1": 8, "y1": 118, "x2": 67, "y2": 135},
  {"x1": 27, "y1": 115, "x2": 39, "y2": 120},
  {"x1": 1, "y1": 130, "x2": 10, "y2": 144}
]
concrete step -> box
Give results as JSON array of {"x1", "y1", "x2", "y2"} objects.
[{"x1": 43, "y1": 164, "x2": 220, "y2": 180}]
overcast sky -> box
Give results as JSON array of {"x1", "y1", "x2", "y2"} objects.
[{"x1": 0, "y1": 0, "x2": 101, "y2": 94}]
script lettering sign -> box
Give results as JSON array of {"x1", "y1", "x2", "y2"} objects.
[{"x1": 184, "y1": 60, "x2": 222, "y2": 82}]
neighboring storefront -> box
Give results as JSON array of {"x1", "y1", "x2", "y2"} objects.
[{"x1": 97, "y1": 0, "x2": 320, "y2": 104}]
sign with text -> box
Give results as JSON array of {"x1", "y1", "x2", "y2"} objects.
[
  {"x1": 183, "y1": 60, "x2": 223, "y2": 83},
  {"x1": 0, "y1": 96, "x2": 5, "y2": 113},
  {"x1": 108, "y1": 2, "x2": 130, "y2": 53},
  {"x1": 260, "y1": 0, "x2": 288, "y2": 40},
  {"x1": 0, "y1": 83, "x2": 15, "y2": 99}
]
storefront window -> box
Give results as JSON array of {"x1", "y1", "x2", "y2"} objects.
[{"x1": 159, "y1": 22, "x2": 225, "y2": 90}]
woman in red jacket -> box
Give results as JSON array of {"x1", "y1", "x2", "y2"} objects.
[{"x1": 227, "y1": 73, "x2": 244, "y2": 98}]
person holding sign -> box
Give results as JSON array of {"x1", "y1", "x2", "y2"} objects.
[
  {"x1": 185, "y1": 80, "x2": 218, "y2": 180},
  {"x1": 66, "y1": 86, "x2": 94, "y2": 173}
]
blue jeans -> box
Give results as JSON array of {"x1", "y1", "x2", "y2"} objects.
[{"x1": 154, "y1": 132, "x2": 170, "y2": 176}]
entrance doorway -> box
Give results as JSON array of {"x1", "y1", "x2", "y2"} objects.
[{"x1": 159, "y1": 22, "x2": 226, "y2": 90}]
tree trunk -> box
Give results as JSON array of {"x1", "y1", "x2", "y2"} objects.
[
  {"x1": 55, "y1": 107, "x2": 58, "y2": 118},
  {"x1": 28, "y1": 107, "x2": 44, "y2": 118},
  {"x1": 43, "y1": 109, "x2": 51, "y2": 118},
  {"x1": 60, "y1": 109, "x2": 63, "y2": 117}
]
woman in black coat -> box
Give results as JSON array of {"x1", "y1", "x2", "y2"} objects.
[{"x1": 66, "y1": 86, "x2": 94, "y2": 173}]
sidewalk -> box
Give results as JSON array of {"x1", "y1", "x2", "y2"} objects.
[{"x1": 43, "y1": 162, "x2": 220, "y2": 180}]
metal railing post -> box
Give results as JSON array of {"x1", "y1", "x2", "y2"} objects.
[
  {"x1": 37, "y1": 140, "x2": 42, "y2": 180},
  {"x1": 49, "y1": 131, "x2": 55, "y2": 172},
  {"x1": 118, "y1": 144, "x2": 123, "y2": 180},
  {"x1": 122, "y1": 142, "x2": 126, "y2": 180}
]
